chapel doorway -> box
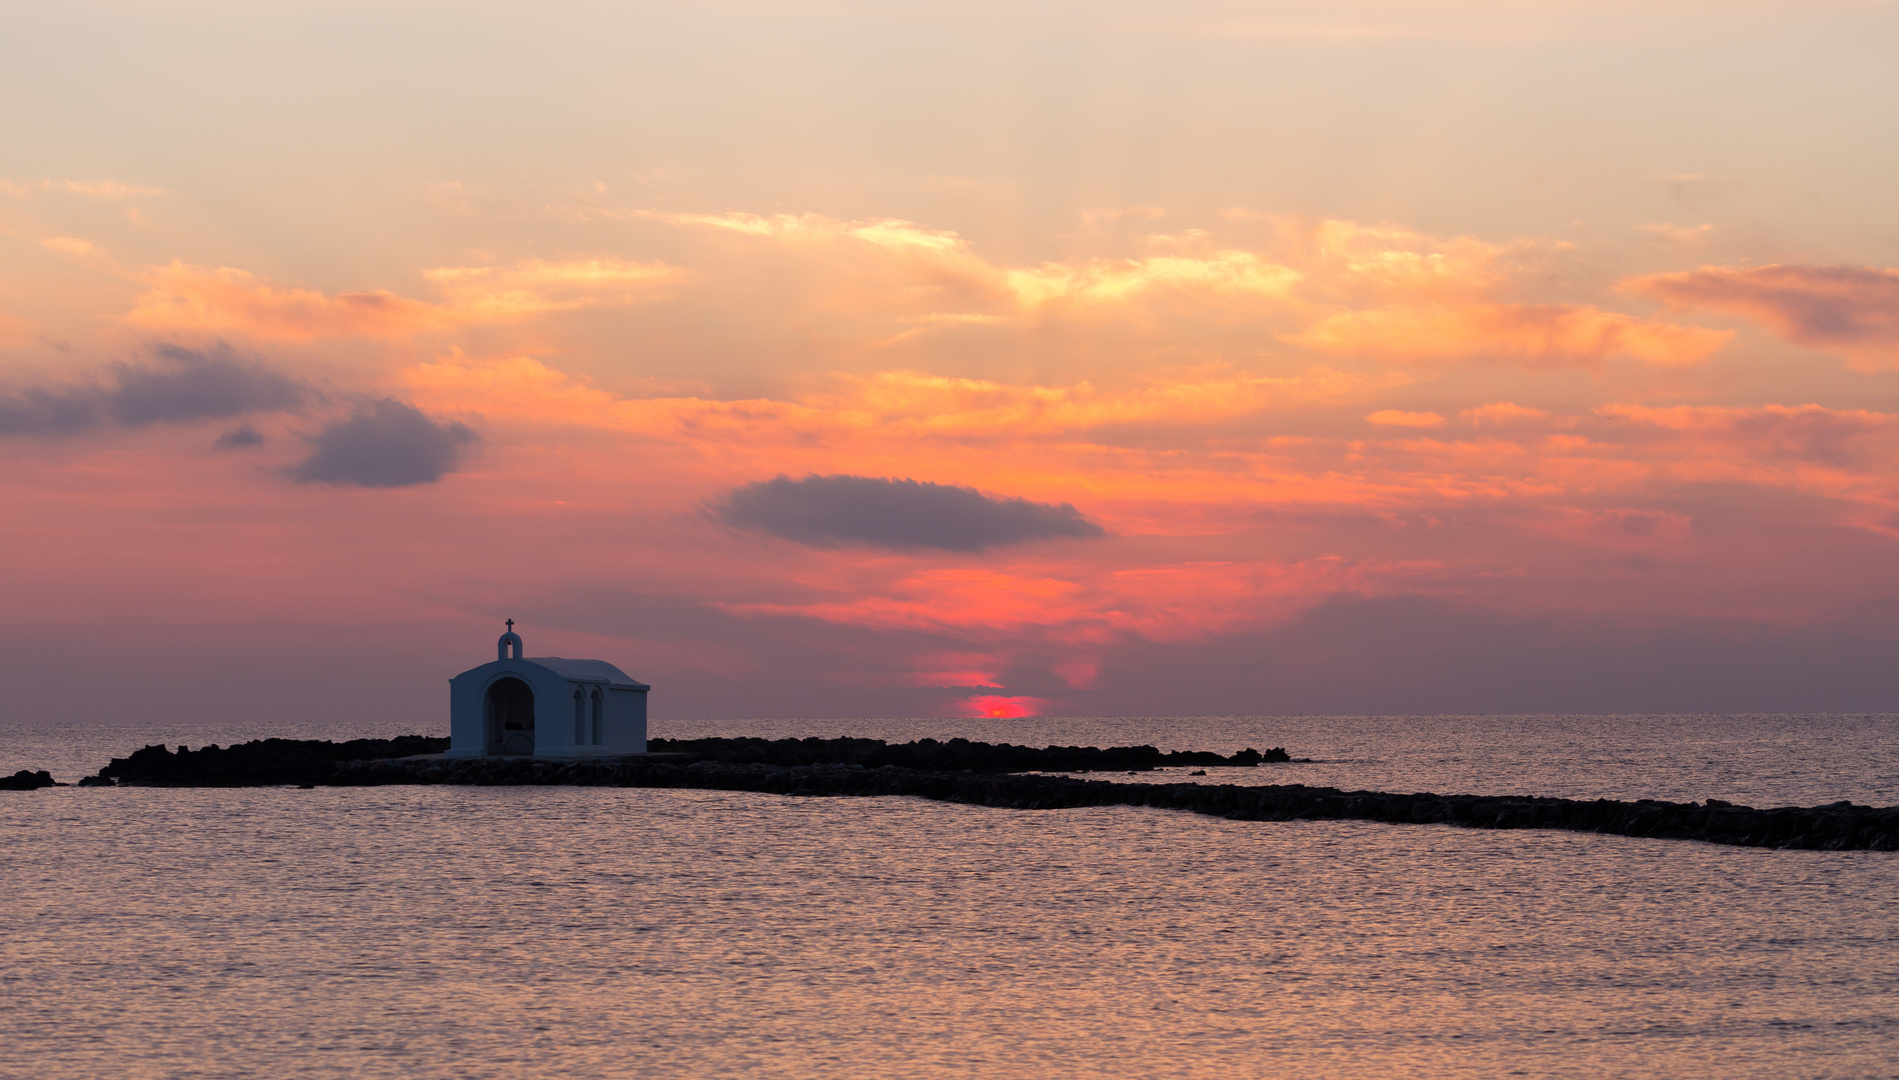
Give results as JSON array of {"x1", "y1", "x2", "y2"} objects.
[{"x1": 485, "y1": 677, "x2": 536, "y2": 755}]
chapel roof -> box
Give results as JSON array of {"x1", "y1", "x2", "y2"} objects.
[{"x1": 522, "y1": 656, "x2": 649, "y2": 690}]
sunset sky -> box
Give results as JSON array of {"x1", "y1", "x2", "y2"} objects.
[{"x1": 6, "y1": 0, "x2": 1899, "y2": 724}]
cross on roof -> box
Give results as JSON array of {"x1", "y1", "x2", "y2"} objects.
[{"x1": 506, "y1": 619, "x2": 514, "y2": 631}]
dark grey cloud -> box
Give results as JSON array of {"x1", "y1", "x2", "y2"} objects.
[
  {"x1": 716, "y1": 473, "x2": 1105, "y2": 551},
  {"x1": 0, "y1": 345, "x2": 471, "y2": 487},
  {"x1": 0, "y1": 343, "x2": 305, "y2": 436},
  {"x1": 292, "y1": 398, "x2": 477, "y2": 487},
  {"x1": 0, "y1": 388, "x2": 101, "y2": 436},
  {"x1": 110, "y1": 344, "x2": 305, "y2": 425},
  {"x1": 214, "y1": 423, "x2": 265, "y2": 450}
]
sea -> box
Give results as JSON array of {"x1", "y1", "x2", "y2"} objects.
[{"x1": 3, "y1": 713, "x2": 1896, "y2": 1079}]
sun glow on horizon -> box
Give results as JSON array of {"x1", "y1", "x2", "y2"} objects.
[{"x1": 959, "y1": 696, "x2": 1048, "y2": 719}]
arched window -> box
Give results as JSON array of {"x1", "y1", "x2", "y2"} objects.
[
  {"x1": 591, "y1": 688, "x2": 604, "y2": 746},
  {"x1": 573, "y1": 689, "x2": 586, "y2": 745}
]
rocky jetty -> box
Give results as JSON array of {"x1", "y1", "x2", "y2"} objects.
[
  {"x1": 85, "y1": 735, "x2": 1285, "y2": 787},
  {"x1": 56, "y1": 735, "x2": 1899, "y2": 850},
  {"x1": 334, "y1": 757, "x2": 1894, "y2": 851}
]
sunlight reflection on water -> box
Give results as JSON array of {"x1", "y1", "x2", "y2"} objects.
[{"x1": 4, "y1": 715, "x2": 1897, "y2": 1078}]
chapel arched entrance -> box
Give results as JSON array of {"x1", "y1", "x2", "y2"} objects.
[{"x1": 485, "y1": 677, "x2": 536, "y2": 755}]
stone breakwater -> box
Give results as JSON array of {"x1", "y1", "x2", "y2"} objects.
[
  {"x1": 82, "y1": 736, "x2": 1292, "y2": 787},
  {"x1": 40, "y1": 735, "x2": 1897, "y2": 851},
  {"x1": 323, "y1": 757, "x2": 1894, "y2": 851}
]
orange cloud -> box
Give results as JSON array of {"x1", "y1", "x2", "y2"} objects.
[
  {"x1": 660, "y1": 209, "x2": 1302, "y2": 316},
  {"x1": 1295, "y1": 219, "x2": 1522, "y2": 300},
  {"x1": 531, "y1": 209, "x2": 1740, "y2": 376},
  {"x1": 45, "y1": 211, "x2": 1899, "y2": 578},
  {"x1": 63, "y1": 180, "x2": 165, "y2": 199},
  {"x1": 126, "y1": 263, "x2": 446, "y2": 340},
  {"x1": 41, "y1": 236, "x2": 99, "y2": 258},
  {"x1": 1205, "y1": 220, "x2": 1725, "y2": 369},
  {"x1": 402, "y1": 356, "x2": 1482, "y2": 523},
  {"x1": 404, "y1": 355, "x2": 1407, "y2": 441},
  {"x1": 3, "y1": 178, "x2": 164, "y2": 200},
  {"x1": 420, "y1": 258, "x2": 681, "y2": 320},
  {"x1": 1367, "y1": 409, "x2": 1444, "y2": 427},
  {"x1": 1463, "y1": 401, "x2": 1550, "y2": 426},
  {"x1": 398, "y1": 345, "x2": 1899, "y2": 555},
  {"x1": 1285, "y1": 303, "x2": 1730, "y2": 366},
  {"x1": 119, "y1": 258, "x2": 682, "y2": 342},
  {"x1": 1638, "y1": 222, "x2": 1714, "y2": 247},
  {"x1": 1004, "y1": 252, "x2": 1300, "y2": 308},
  {"x1": 1626, "y1": 263, "x2": 1899, "y2": 370},
  {"x1": 1257, "y1": 221, "x2": 1728, "y2": 368},
  {"x1": 398, "y1": 351, "x2": 1899, "y2": 548}
]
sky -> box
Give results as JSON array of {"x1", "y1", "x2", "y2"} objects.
[{"x1": 4, "y1": 0, "x2": 1899, "y2": 724}]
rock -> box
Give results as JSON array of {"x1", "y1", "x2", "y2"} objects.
[
  {"x1": 99, "y1": 736, "x2": 450, "y2": 787},
  {"x1": 1, "y1": 769, "x2": 56, "y2": 791}
]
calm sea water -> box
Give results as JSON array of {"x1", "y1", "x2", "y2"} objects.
[{"x1": 4, "y1": 715, "x2": 1897, "y2": 1079}]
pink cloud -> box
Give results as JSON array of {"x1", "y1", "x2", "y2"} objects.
[
  {"x1": 1600, "y1": 402, "x2": 1896, "y2": 467},
  {"x1": 1520, "y1": 506, "x2": 1696, "y2": 549},
  {"x1": 1627, "y1": 264, "x2": 1899, "y2": 369},
  {"x1": 890, "y1": 652, "x2": 1009, "y2": 688}
]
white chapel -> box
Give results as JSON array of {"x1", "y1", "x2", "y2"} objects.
[{"x1": 447, "y1": 622, "x2": 651, "y2": 757}]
